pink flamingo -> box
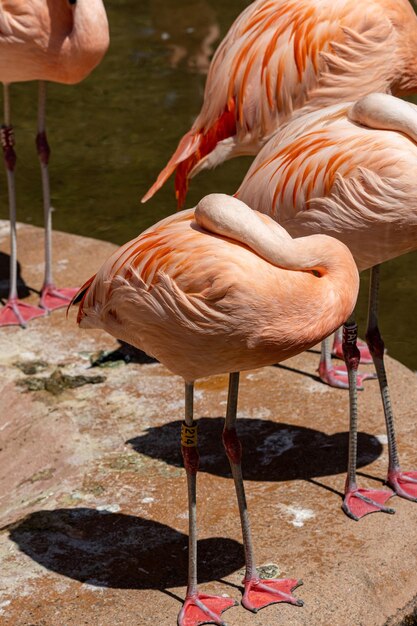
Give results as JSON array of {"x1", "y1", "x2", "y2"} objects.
[
  {"x1": 142, "y1": 0, "x2": 417, "y2": 208},
  {"x1": 0, "y1": 0, "x2": 109, "y2": 327},
  {"x1": 235, "y1": 92, "x2": 417, "y2": 520},
  {"x1": 142, "y1": 0, "x2": 417, "y2": 382},
  {"x1": 74, "y1": 193, "x2": 359, "y2": 626}
]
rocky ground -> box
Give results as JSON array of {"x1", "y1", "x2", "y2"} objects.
[{"x1": 0, "y1": 223, "x2": 416, "y2": 626}]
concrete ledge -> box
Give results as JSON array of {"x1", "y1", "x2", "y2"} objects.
[{"x1": 0, "y1": 224, "x2": 416, "y2": 625}]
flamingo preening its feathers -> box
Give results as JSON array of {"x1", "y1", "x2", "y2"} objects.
[{"x1": 74, "y1": 193, "x2": 359, "y2": 625}]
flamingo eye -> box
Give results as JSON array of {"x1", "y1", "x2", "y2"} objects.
[{"x1": 69, "y1": 0, "x2": 77, "y2": 4}]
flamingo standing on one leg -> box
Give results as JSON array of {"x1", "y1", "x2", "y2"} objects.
[
  {"x1": 0, "y1": 0, "x2": 109, "y2": 327},
  {"x1": 235, "y1": 92, "x2": 417, "y2": 519},
  {"x1": 142, "y1": 0, "x2": 417, "y2": 384},
  {"x1": 73, "y1": 193, "x2": 359, "y2": 626}
]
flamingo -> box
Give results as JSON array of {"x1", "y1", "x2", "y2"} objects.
[
  {"x1": 142, "y1": 0, "x2": 417, "y2": 208},
  {"x1": 235, "y1": 92, "x2": 417, "y2": 520},
  {"x1": 0, "y1": 0, "x2": 109, "y2": 327},
  {"x1": 142, "y1": 0, "x2": 417, "y2": 383},
  {"x1": 73, "y1": 193, "x2": 359, "y2": 626}
]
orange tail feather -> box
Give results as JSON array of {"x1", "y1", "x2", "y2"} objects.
[{"x1": 142, "y1": 101, "x2": 237, "y2": 209}]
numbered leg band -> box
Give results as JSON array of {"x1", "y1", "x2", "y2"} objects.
[
  {"x1": 181, "y1": 423, "x2": 198, "y2": 447},
  {"x1": 342, "y1": 322, "x2": 360, "y2": 370},
  {"x1": 181, "y1": 423, "x2": 199, "y2": 474}
]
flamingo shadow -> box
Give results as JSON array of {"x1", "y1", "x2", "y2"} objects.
[
  {"x1": 127, "y1": 419, "x2": 383, "y2": 483},
  {"x1": 8, "y1": 508, "x2": 244, "y2": 589},
  {"x1": 90, "y1": 340, "x2": 158, "y2": 367},
  {"x1": 273, "y1": 362, "x2": 322, "y2": 383},
  {"x1": 0, "y1": 251, "x2": 31, "y2": 299}
]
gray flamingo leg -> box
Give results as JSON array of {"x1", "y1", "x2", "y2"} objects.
[
  {"x1": 318, "y1": 331, "x2": 376, "y2": 389},
  {"x1": 0, "y1": 84, "x2": 45, "y2": 327},
  {"x1": 342, "y1": 314, "x2": 395, "y2": 520},
  {"x1": 222, "y1": 372, "x2": 303, "y2": 613},
  {"x1": 177, "y1": 382, "x2": 237, "y2": 626},
  {"x1": 37, "y1": 81, "x2": 78, "y2": 311},
  {"x1": 366, "y1": 266, "x2": 417, "y2": 501},
  {"x1": 318, "y1": 335, "x2": 349, "y2": 388}
]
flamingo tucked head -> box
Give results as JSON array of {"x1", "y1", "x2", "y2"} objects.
[{"x1": 0, "y1": 0, "x2": 109, "y2": 85}]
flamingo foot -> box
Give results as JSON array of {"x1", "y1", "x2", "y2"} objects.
[
  {"x1": 318, "y1": 362, "x2": 376, "y2": 390},
  {"x1": 0, "y1": 298, "x2": 46, "y2": 328},
  {"x1": 332, "y1": 336, "x2": 373, "y2": 364},
  {"x1": 40, "y1": 285, "x2": 79, "y2": 312},
  {"x1": 242, "y1": 577, "x2": 303, "y2": 613},
  {"x1": 178, "y1": 592, "x2": 237, "y2": 626},
  {"x1": 388, "y1": 470, "x2": 417, "y2": 501},
  {"x1": 342, "y1": 487, "x2": 395, "y2": 521}
]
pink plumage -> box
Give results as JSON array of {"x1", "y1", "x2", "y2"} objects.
[
  {"x1": 75, "y1": 193, "x2": 359, "y2": 623},
  {"x1": 236, "y1": 94, "x2": 417, "y2": 272},
  {"x1": 142, "y1": 0, "x2": 417, "y2": 207},
  {"x1": 236, "y1": 93, "x2": 417, "y2": 519},
  {"x1": 0, "y1": 0, "x2": 109, "y2": 85},
  {"x1": 0, "y1": 0, "x2": 109, "y2": 327},
  {"x1": 77, "y1": 194, "x2": 359, "y2": 382}
]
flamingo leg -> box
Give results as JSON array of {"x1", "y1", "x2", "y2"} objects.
[
  {"x1": 37, "y1": 81, "x2": 78, "y2": 312},
  {"x1": 0, "y1": 84, "x2": 45, "y2": 327},
  {"x1": 342, "y1": 314, "x2": 395, "y2": 520},
  {"x1": 178, "y1": 382, "x2": 237, "y2": 626},
  {"x1": 332, "y1": 326, "x2": 373, "y2": 364},
  {"x1": 222, "y1": 372, "x2": 303, "y2": 613},
  {"x1": 366, "y1": 266, "x2": 417, "y2": 502},
  {"x1": 318, "y1": 332, "x2": 376, "y2": 390}
]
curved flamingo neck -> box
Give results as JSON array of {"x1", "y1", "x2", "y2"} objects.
[
  {"x1": 349, "y1": 93, "x2": 417, "y2": 143},
  {"x1": 194, "y1": 193, "x2": 357, "y2": 280},
  {"x1": 65, "y1": 0, "x2": 109, "y2": 74}
]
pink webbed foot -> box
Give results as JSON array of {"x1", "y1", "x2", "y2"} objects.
[
  {"x1": 0, "y1": 298, "x2": 46, "y2": 328},
  {"x1": 318, "y1": 361, "x2": 376, "y2": 390},
  {"x1": 40, "y1": 285, "x2": 79, "y2": 312},
  {"x1": 242, "y1": 577, "x2": 303, "y2": 613},
  {"x1": 342, "y1": 486, "x2": 395, "y2": 521},
  {"x1": 178, "y1": 592, "x2": 237, "y2": 626},
  {"x1": 388, "y1": 470, "x2": 417, "y2": 501},
  {"x1": 332, "y1": 336, "x2": 373, "y2": 364}
]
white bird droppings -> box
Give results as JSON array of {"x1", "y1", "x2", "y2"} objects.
[
  {"x1": 96, "y1": 503, "x2": 121, "y2": 513},
  {"x1": 0, "y1": 600, "x2": 11, "y2": 615},
  {"x1": 278, "y1": 504, "x2": 315, "y2": 527},
  {"x1": 81, "y1": 581, "x2": 108, "y2": 592}
]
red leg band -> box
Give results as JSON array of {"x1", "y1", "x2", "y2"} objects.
[
  {"x1": 366, "y1": 325, "x2": 384, "y2": 360},
  {"x1": 222, "y1": 428, "x2": 242, "y2": 464},
  {"x1": 36, "y1": 131, "x2": 51, "y2": 165},
  {"x1": 1, "y1": 125, "x2": 16, "y2": 171},
  {"x1": 181, "y1": 445, "x2": 199, "y2": 475}
]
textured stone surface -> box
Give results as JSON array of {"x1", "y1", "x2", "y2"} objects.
[{"x1": 0, "y1": 224, "x2": 416, "y2": 626}]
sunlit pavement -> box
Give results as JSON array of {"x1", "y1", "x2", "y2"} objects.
[{"x1": 0, "y1": 224, "x2": 416, "y2": 626}]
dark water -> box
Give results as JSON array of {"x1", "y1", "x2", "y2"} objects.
[{"x1": 0, "y1": 0, "x2": 416, "y2": 370}]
